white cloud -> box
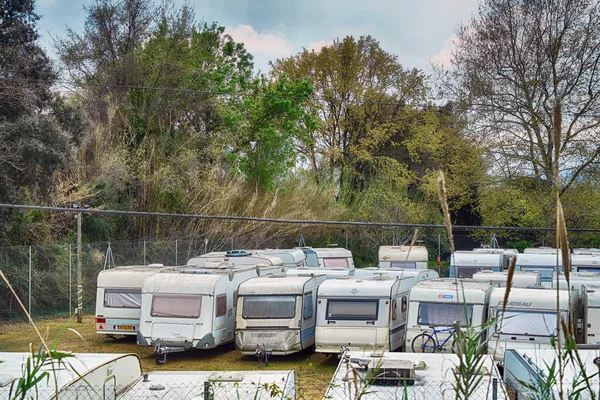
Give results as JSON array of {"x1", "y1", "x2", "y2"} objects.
[
  {"x1": 430, "y1": 33, "x2": 458, "y2": 68},
  {"x1": 306, "y1": 40, "x2": 334, "y2": 53},
  {"x1": 226, "y1": 24, "x2": 294, "y2": 58}
]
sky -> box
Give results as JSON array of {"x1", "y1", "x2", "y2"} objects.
[{"x1": 34, "y1": 0, "x2": 480, "y2": 74}]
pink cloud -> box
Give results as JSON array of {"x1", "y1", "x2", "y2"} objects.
[
  {"x1": 307, "y1": 40, "x2": 334, "y2": 53},
  {"x1": 226, "y1": 24, "x2": 294, "y2": 58},
  {"x1": 430, "y1": 33, "x2": 458, "y2": 68}
]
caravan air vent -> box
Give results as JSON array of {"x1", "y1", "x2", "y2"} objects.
[
  {"x1": 226, "y1": 250, "x2": 250, "y2": 257},
  {"x1": 368, "y1": 360, "x2": 416, "y2": 386}
]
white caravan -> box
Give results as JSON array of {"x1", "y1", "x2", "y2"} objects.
[
  {"x1": 324, "y1": 350, "x2": 508, "y2": 400},
  {"x1": 253, "y1": 248, "x2": 309, "y2": 268},
  {"x1": 572, "y1": 251, "x2": 600, "y2": 272},
  {"x1": 235, "y1": 274, "x2": 326, "y2": 356},
  {"x1": 95, "y1": 264, "x2": 180, "y2": 336},
  {"x1": 0, "y1": 352, "x2": 141, "y2": 399},
  {"x1": 315, "y1": 275, "x2": 416, "y2": 354},
  {"x1": 187, "y1": 251, "x2": 284, "y2": 268},
  {"x1": 472, "y1": 270, "x2": 541, "y2": 288},
  {"x1": 353, "y1": 267, "x2": 439, "y2": 282},
  {"x1": 473, "y1": 247, "x2": 519, "y2": 269},
  {"x1": 514, "y1": 252, "x2": 562, "y2": 287},
  {"x1": 378, "y1": 245, "x2": 428, "y2": 269},
  {"x1": 449, "y1": 250, "x2": 503, "y2": 278},
  {"x1": 137, "y1": 264, "x2": 282, "y2": 362},
  {"x1": 299, "y1": 247, "x2": 355, "y2": 269},
  {"x1": 582, "y1": 284, "x2": 600, "y2": 344},
  {"x1": 286, "y1": 267, "x2": 353, "y2": 279},
  {"x1": 487, "y1": 286, "x2": 578, "y2": 363},
  {"x1": 405, "y1": 279, "x2": 496, "y2": 352},
  {"x1": 120, "y1": 370, "x2": 296, "y2": 400},
  {"x1": 504, "y1": 349, "x2": 600, "y2": 399},
  {"x1": 523, "y1": 247, "x2": 558, "y2": 254}
]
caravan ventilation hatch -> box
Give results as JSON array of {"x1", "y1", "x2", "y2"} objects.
[{"x1": 368, "y1": 360, "x2": 416, "y2": 386}]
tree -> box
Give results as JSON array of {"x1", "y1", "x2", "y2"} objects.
[
  {"x1": 440, "y1": 0, "x2": 600, "y2": 195},
  {"x1": 271, "y1": 36, "x2": 427, "y2": 190}
]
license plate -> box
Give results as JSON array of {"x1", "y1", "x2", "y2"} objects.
[{"x1": 115, "y1": 325, "x2": 135, "y2": 330}]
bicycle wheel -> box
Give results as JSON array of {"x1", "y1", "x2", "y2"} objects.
[
  {"x1": 412, "y1": 333, "x2": 438, "y2": 353},
  {"x1": 450, "y1": 339, "x2": 457, "y2": 354}
]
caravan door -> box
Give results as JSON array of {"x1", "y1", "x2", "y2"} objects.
[{"x1": 299, "y1": 290, "x2": 316, "y2": 349}]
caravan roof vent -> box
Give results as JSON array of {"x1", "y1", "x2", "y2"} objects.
[
  {"x1": 368, "y1": 359, "x2": 416, "y2": 386},
  {"x1": 226, "y1": 250, "x2": 251, "y2": 257}
]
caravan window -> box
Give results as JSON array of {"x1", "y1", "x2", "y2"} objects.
[
  {"x1": 104, "y1": 289, "x2": 141, "y2": 308},
  {"x1": 326, "y1": 300, "x2": 378, "y2": 320},
  {"x1": 303, "y1": 292, "x2": 313, "y2": 319},
  {"x1": 151, "y1": 295, "x2": 202, "y2": 318},
  {"x1": 519, "y1": 266, "x2": 555, "y2": 281},
  {"x1": 323, "y1": 258, "x2": 349, "y2": 268},
  {"x1": 242, "y1": 295, "x2": 296, "y2": 319},
  {"x1": 215, "y1": 294, "x2": 227, "y2": 317},
  {"x1": 496, "y1": 310, "x2": 560, "y2": 336},
  {"x1": 417, "y1": 302, "x2": 473, "y2": 327},
  {"x1": 391, "y1": 262, "x2": 417, "y2": 269}
]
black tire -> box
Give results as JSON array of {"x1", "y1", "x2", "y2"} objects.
[
  {"x1": 411, "y1": 333, "x2": 437, "y2": 353},
  {"x1": 450, "y1": 339, "x2": 457, "y2": 354}
]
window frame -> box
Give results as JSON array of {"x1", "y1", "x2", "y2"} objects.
[
  {"x1": 326, "y1": 299, "x2": 379, "y2": 321},
  {"x1": 103, "y1": 289, "x2": 142, "y2": 309},
  {"x1": 242, "y1": 295, "x2": 298, "y2": 319},
  {"x1": 215, "y1": 294, "x2": 227, "y2": 317},
  {"x1": 303, "y1": 292, "x2": 313, "y2": 320},
  {"x1": 150, "y1": 295, "x2": 202, "y2": 319},
  {"x1": 416, "y1": 302, "x2": 474, "y2": 327}
]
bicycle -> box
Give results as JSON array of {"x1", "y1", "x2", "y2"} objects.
[{"x1": 411, "y1": 326, "x2": 457, "y2": 353}]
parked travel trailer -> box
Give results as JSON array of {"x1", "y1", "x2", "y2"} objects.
[
  {"x1": 286, "y1": 267, "x2": 353, "y2": 279},
  {"x1": 582, "y1": 284, "x2": 600, "y2": 344},
  {"x1": 449, "y1": 250, "x2": 503, "y2": 278},
  {"x1": 378, "y1": 245, "x2": 428, "y2": 269},
  {"x1": 523, "y1": 247, "x2": 558, "y2": 254},
  {"x1": 299, "y1": 247, "x2": 355, "y2": 269},
  {"x1": 253, "y1": 248, "x2": 309, "y2": 268},
  {"x1": 405, "y1": 279, "x2": 496, "y2": 352},
  {"x1": 235, "y1": 274, "x2": 326, "y2": 356},
  {"x1": 95, "y1": 264, "x2": 180, "y2": 336},
  {"x1": 487, "y1": 286, "x2": 578, "y2": 363},
  {"x1": 324, "y1": 350, "x2": 508, "y2": 400},
  {"x1": 187, "y1": 251, "x2": 285, "y2": 269},
  {"x1": 473, "y1": 247, "x2": 518, "y2": 269},
  {"x1": 120, "y1": 370, "x2": 296, "y2": 400},
  {"x1": 472, "y1": 270, "x2": 541, "y2": 288},
  {"x1": 504, "y1": 349, "x2": 600, "y2": 399},
  {"x1": 514, "y1": 252, "x2": 562, "y2": 287},
  {"x1": 137, "y1": 264, "x2": 282, "y2": 362},
  {"x1": 353, "y1": 267, "x2": 439, "y2": 282},
  {"x1": 315, "y1": 275, "x2": 416, "y2": 354},
  {"x1": 0, "y1": 352, "x2": 142, "y2": 399},
  {"x1": 571, "y1": 252, "x2": 600, "y2": 272}
]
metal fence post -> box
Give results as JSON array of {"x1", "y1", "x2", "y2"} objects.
[
  {"x1": 175, "y1": 239, "x2": 178, "y2": 266},
  {"x1": 69, "y1": 244, "x2": 72, "y2": 318},
  {"x1": 203, "y1": 381, "x2": 212, "y2": 400},
  {"x1": 492, "y1": 376, "x2": 498, "y2": 400},
  {"x1": 143, "y1": 240, "x2": 146, "y2": 265},
  {"x1": 28, "y1": 246, "x2": 32, "y2": 317}
]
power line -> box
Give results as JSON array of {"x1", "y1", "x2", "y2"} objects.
[{"x1": 1, "y1": 203, "x2": 599, "y2": 233}]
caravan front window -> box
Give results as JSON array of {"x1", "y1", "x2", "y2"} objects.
[
  {"x1": 242, "y1": 295, "x2": 296, "y2": 319},
  {"x1": 496, "y1": 310, "x2": 559, "y2": 336},
  {"x1": 323, "y1": 258, "x2": 349, "y2": 268},
  {"x1": 417, "y1": 302, "x2": 473, "y2": 327},
  {"x1": 391, "y1": 262, "x2": 417, "y2": 269},
  {"x1": 326, "y1": 300, "x2": 378, "y2": 320},
  {"x1": 104, "y1": 289, "x2": 141, "y2": 308},
  {"x1": 151, "y1": 295, "x2": 202, "y2": 318}
]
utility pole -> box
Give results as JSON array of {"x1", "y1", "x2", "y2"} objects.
[{"x1": 74, "y1": 203, "x2": 83, "y2": 323}]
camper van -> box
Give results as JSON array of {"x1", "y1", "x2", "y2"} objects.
[
  {"x1": 378, "y1": 245, "x2": 428, "y2": 269},
  {"x1": 487, "y1": 286, "x2": 578, "y2": 363},
  {"x1": 504, "y1": 349, "x2": 600, "y2": 399},
  {"x1": 235, "y1": 274, "x2": 326, "y2": 356},
  {"x1": 571, "y1": 251, "x2": 600, "y2": 272},
  {"x1": 137, "y1": 264, "x2": 282, "y2": 362},
  {"x1": 405, "y1": 279, "x2": 496, "y2": 353},
  {"x1": 472, "y1": 270, "x2": 541, "y2": 288},
  {"x1": 95, "y1": 264, "x2": 180, "y2": 336},
  {"x1": 187, "y1": 251, "x2": 284, "y2": 269},
  {"x1": 0, "y1": 352, "x2": 142, "y2": 399},
  {"x1": 299, "y1": 247, "x2": 355, "y2": 269},
  {"x1": 581, "y1": 284, "x2": 600, "y2": 345},
  {"x1": 315, "y1": 275, "x2": 416, "y2": 354},
  {"x1": 324, "y1": 350, "x2": 508, "y2": 400},
  {"x1": 514, "y1": 252, "x2": 562, "y2": 287},
  {"x1": 449, "y1": 250, "x2": 504, "y2": 278},
  {"x1": 353, "y1": 267, "x2": 439, "y2": 282}
]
